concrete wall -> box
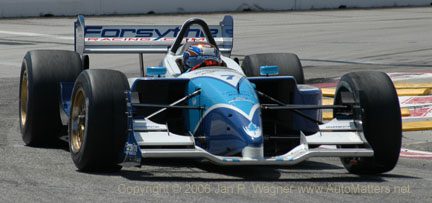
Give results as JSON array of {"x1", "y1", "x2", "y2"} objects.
[{"x1": 1, "y1": 0, "x2": 431, "y2": 18}]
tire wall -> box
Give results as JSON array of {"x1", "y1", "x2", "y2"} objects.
[{"x1": 1, "y1": 0, "x2": 431, "y2": 18}]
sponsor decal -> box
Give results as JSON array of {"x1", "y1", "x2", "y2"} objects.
[
  {"x1": 228, "y1": 96, "x2": 254, "y2": 104},
  {"x1": 85, "y1": 37, "x2": 209, "y2": 42},
  {"x1": 84, "y1": 26, "x2": 233, "y2": 40},
  {"x1": 243, "y1": 122, "x2": 262, "y2": 138}
]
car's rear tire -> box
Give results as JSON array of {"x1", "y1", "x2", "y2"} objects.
[
  {"x1": 69, "y1": 69, "x2": 130, "y2": 172},
  {"x1": 241, "y1": 53, "x2": 305, "y2": 84},
  {"x1": 334, "y1": 71, "x2": 402, "y2": 174},
  {"x1": 19, "y1": 50, "x2": 82, "y2": 146}
]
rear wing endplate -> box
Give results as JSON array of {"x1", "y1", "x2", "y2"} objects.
[{"x1": 74, "y1": 15, "x2": 233, "y2": 56}]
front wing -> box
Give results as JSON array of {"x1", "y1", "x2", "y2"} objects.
[{"x1": 121, "y1": 112, "x2": 373, "y2": 166}]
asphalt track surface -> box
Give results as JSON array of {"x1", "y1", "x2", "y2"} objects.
[{"x1": 1, "y1": 8, "x2": 432, "y2": 202}]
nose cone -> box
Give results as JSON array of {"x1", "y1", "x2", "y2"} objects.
[
  {"x1": 186, "y1": 72, "x2": 264, "y2": 156},
  {"x1": 198, "y1": 104, "x2": 263, "y2": 156}
]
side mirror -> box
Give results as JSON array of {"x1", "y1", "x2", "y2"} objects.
[
  {"x1": 259, "y1": 65, "x2": 279, "y2": 76},
  {"x1": 146, "y1": 66, "x2": 167, "y2": 77}
]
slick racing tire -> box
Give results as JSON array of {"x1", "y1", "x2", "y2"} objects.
[
  {"x1": 69, "y1": 69, "x2": 130, "y2": 172},
  {"x1": 241, "y1": 53, "x2": 305, "y2": 84},
  {"x1": 334, "y1": 71, "x2": 402, "y2": 174},
  {"x1": 19, "y1": 50, "x2": 82, "y2": 146}
]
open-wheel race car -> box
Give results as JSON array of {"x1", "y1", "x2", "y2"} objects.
[{"x1": 19, "y1": 15, "x2": 402, "y2": 174}]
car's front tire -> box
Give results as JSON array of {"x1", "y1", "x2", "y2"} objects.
[
  {"x1": 69, "y1": 69, "x2": 130, "y2": 172},
  {"x1": 334, "y1": 71, "x2": 402, "y2": 174}
]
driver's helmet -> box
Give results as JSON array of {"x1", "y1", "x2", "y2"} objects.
[{"x1": 183, "y1": 43, "x2": 222, "y2": 70}]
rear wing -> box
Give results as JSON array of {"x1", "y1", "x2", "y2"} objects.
[{"x1": 74, "y1": 15, "x2": 233, "y2": 56}]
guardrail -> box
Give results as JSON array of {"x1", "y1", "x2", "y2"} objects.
[{"x1": 1, "y1": 0, "x2": 431, "y2": 18}]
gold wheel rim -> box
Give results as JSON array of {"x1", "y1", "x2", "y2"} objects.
[
  {"x1": 20, "y1": 69, "x2": 28, "y2": 127},
  {"x1": 70, "y1": 88, "x2": 86, "y2": 153}
]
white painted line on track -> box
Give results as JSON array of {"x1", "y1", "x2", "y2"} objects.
[
  {"x1": 388, "y1": 72, "x2": 432, "y2": 81},
  {"x1": 400, "y1": 148, "x2": 432, "y2": 159},
  {"x1": 403, "y1": 117, "x2": 432, "y2": 122},
  {"x1": 0, "y1": 62, "x2": 20, "y2": 66},
  {"x1": 401, "y1": 148, "x2": 432, "y2": 155},
  {"x1": 319, "y1": 146, "x2": 432, "y2": 159},
  {"x1": 0, "y1": 30, "x2": 73, "y2": 40}
]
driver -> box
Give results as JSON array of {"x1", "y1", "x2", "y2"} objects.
[{"x1": 182, "y1": 43, "x2": 222, "y2": 72}]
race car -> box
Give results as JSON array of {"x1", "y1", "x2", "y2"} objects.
[{"x1": 19, "y1": 15, "x2": 402, "y2": 174}]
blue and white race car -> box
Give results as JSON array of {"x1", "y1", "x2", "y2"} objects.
[{"x1": 19, "y1": 15, "x2": 402, "y2": 174}]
